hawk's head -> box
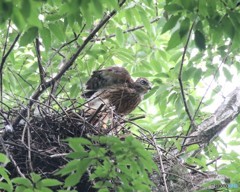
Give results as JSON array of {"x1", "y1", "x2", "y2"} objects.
[{"x1": 134, "y1": 77, "x2": 152, "y2": 94}]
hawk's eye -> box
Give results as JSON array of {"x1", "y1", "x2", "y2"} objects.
[{"x1": 140, "y1": 79, "x2": 148, "y2": 85}]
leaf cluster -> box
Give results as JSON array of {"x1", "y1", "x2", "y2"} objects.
[{"x1": 57, "y1": 136, "x2": 157, "y2": 192}]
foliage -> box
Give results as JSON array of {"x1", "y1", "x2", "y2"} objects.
[
  {"x1": 0, "y1": 0, "x2": 240, "y2": 191},
  {"x1": 12, "y1": 173, "x2": 63, "y2": 192},
  {"x1": 0, "y1": 154, "x2": 12, "y2": 192},
  {"x1": 57, "y1": 136, "x2": 157, "y2": 191}
]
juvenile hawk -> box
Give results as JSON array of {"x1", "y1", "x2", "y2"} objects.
[{"x1": 83, "y1": 66, "x2": 151, "y2": 116}]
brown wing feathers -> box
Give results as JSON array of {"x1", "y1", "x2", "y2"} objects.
[{"x1": 83, "y1": 66, "x2": 151, "y2": 116}]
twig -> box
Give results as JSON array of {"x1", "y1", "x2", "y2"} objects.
[
  {"x1": 127, "y1": 115, "x2": 146, "y2": 121},
  {"x1": 88, "y1": 104, "x2": 105, "y2": 123},
  {"x1": 92, "y1": 16, "x2": 160, "y2": 42},
  {"x1": 50, "y1": 94, "x2": 71, "y2": 120},
  {"x1": 12, "y1": 0, "x2": 126, "y2": 129},
  {"x1": 0, "y1": 136, "x2": 26, "y2": 177},
  {"x1": 20, "y1": 108, "x2": 33, "y2": 171},
  {"x1": 151, "y1": 135, "x2": 169, "y2": 192},
  {"x1": 155, "y1": 135, "x2": 197, "y2": 139},
  {"x1": 178, "y1": 21, "x2": 195, "y2": 128},
  {"x1": 193, "y1": 44, "x2": 232, "y2": 120},
  {"x1": 35, "y1": 38, "x2": 46, "y2": 84},
  {"x1": 48, "y1": 25, "x2": 85, "y2": 65},
  {"x1": 196, "y1": 156, "x2": 222, "y2": 170},
  {"x1": 154, "y1": 0, "x2": 158, "y2": 16},
  {"x1": 8, "y1": 68, "x2": 35, "y2": 90},
  {"x1": 2, "y1": 20, "x2": 11, "y2": 58},
  {"x1": 0, "y1": 33, "x2": 21, "y2": 74}
]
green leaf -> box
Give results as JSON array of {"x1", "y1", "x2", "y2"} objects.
[
  {"x1": 20, "y1": 0, "x2": 31, "y2": 19},
  {"x1": 222, "y1": 16, "x2": 235, "y2": 38},
  {"x1": 223, "y1": 67, "x2": 232, "y2": 81},
  {"x1": 30, "y1": 173, "x2": 41, "y2": 183},
  {"x1": 92, "y1": 0, "x2": 103, "y2": 17},
  {"x1": 179, "y1": 18, "x2": 190, "y2": 38},
  {"x1": 0, "y1": 153, "x2": 9, "y2": 164},
  {"x1": 56, "y1": 159, "x2": 80, "y2": 176},
  {"x1": 12, "y1": 177, "x2": 32, "y2": 188},
  {"x1": 41, "y1": 179, "x2": 62, "y2": 187},
  {"x1": 49, "y1": 22, "x2": 65, "y2": 42},
  {"x1": 12, "y1": 9, "x2": 25, "y2": 30},
  {"x1": 0, "y1": 167, "x2": 11, "y2": 183},
  {"x1": 167, "y1": 30, "x2": 181, "y2": 50},
  {"x1": 164, "y1": 4, "x2": 183, "y2": 12},
  {"x1": 20, "y1": 27, "x2": 38, "y2": 46},
  {"x1": 194, "y1": 30, "x2": 206, "y2": 50},
  {"x1": 193, "y1": 68, "x2": 202, "y2": 86},
  {"x1": 64, "y1": 173, "x2": 81, "y2": 187},
  {"x1": 116, "y1": 27, "x2": 124, "y2": 46},
  {"x1": 162, "y1": 15, "x2": 180, "y2": 34},
  {"x1": 186, "y1": 144, "x2": 199, "y2": 152},
  {"x1": 139, "y1": 9, "x2": 151, "y2": 34},
  {"x1": 39, "y1": 27, "x2": 51, "y2": 51},
  {"x1": 0, "y1": 182, "x2": 12, "y2": 192}
]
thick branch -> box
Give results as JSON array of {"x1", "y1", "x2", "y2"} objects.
[
  {"x1": 12, "y1": 1, "x2": 126, "y2": 128},
  {"x1": 184, "y1": 87, "x2": 240, "y2": 148}
]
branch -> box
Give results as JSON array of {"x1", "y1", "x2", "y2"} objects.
[
  {"x1": 12, "y1": 0, "x2": 126, "y2": 129},
  {"x1": 0, "y1": 33, "x2": 21, "y2": 74},
  {"x1": 184, "y1": 87, "x2": 240, "y2": 152},
  {"x1": 151, "y1": 135, "x2": 169, "y2": 192},
  {"x1": 35, "y1": 38, "x2": 46, "y2": 84},
  {"x1": 178, "y1": 21, "x2": 195, "y2": 128},
  {"x1": 92, "y1": 16, "x2": 161, "y2": 42},
  {"x1": 2, "y1": 20, "x2": 11, "y2": 60}
]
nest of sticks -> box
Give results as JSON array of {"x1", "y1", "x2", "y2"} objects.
[
  {"x1": 0, "y1": 99, "x2": 223, "y2": 191},
  {"x1": 0, "y1": 99, "x2": 141, "y2": 188}
]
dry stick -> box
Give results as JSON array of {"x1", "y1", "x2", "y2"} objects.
[
  {"x1": 50, "y1": 94, "x2": 71, "y2": 119},
  {"x1": 0, "y1": 136, "x2": 26, "y2": 177},
  {"x1": 12, "y1": 0, "x2": 126, "y2": 129},
  {"x1": 88, "y1": 104, "x2": 105, "y2": 123},
  {"x1": 151, "y1": 135, "x2": 169, "y2": 192},
  {"x1": 35, "y1": 38, "x2": 46, "y2": 84},
  {"x1": 20, "y1": 108, "x2": 33, "y2": 172}
]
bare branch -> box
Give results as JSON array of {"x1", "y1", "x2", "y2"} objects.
[
  {"x1": 178, "y1": 21, "x2": 195, "y2": 128},
  {"x1": 35, "y1": 38, "x2": 46, "y2": 84},
  {"x1": 0, "y1": 33, "x2": 21, "y2": 74},
  {"x1": 92, "y1": 16, "x2": 161, "y2": 42},
  {"x1": 2, "y1": 20, "x2": 11, "y2": 60},
  {"x1": 183, "y1": 87, "x2": 240, "y2": 154},
  {"x1": 151, "y1": 135, "x2": 169, "y2": 192}
]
